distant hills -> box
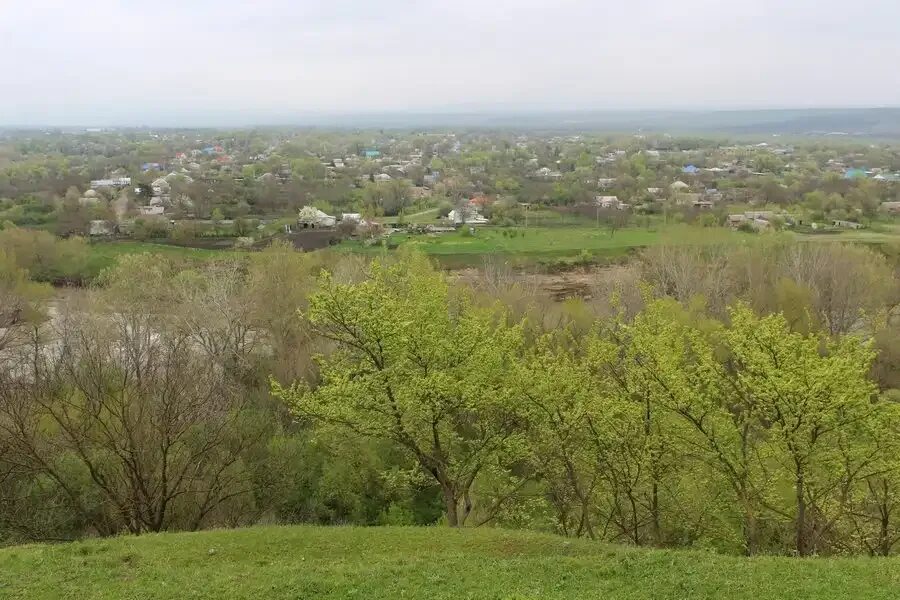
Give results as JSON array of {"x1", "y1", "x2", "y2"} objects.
[
  {"x1": 6, "y1": 108, "x2": 900, "y2": 137},
  {"x1": 302, "y1": 107, "x2": 900, "y2": 137}
]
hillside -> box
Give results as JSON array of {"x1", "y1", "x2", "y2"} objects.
[{"x1": 1, "y1": 526, "x2": 898, "y2": 599}]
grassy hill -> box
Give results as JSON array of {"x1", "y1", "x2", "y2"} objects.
[{"x1": 1, "y1": 526, "x2": 899, "y2": 599}]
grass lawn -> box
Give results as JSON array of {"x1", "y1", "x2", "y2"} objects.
[{"x1": 1, "y1": 526, "x2": 898, "y2": 599}]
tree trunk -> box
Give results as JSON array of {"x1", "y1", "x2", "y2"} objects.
[
  {"x1": 878, "y1": 480, "x2": 891, "y2": 557},
  {"x1": 443, "y1": 487, "x2": 460, "y2": 527},
  {"x1": 795, "y1": 468, "x2": 808, "y2": 556},
  {"x1": 742, "y1": 507, "x2": 758, "y2": 556}
]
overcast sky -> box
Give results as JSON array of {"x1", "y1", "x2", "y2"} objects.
[{"x1": 2, "y1": 0, "x2": 899, "y2": 125}]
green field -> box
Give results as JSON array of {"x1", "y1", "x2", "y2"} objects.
[
  {"x1": 82, "y1": 224, "x2": 900, "y2": 277},
  {"x1": 339, "y1": 225, "x2": 740, "y2": 266},
  {"x1": 1, "y1": 526, "x2": 898, "y2": 599},
  {"x1": 83, "y1": 242, "x2": 238, "y2": 279}
]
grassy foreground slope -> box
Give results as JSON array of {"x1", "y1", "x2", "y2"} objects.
[{"x1": 2, "y1": 527, "x2": 899, "y2": 600}]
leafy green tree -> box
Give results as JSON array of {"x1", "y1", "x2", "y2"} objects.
[
  {"x1": 274, "y1": 254, "x2": 527, "y2": 526},
  {"x1": 724, "y1": 304, "x2": 877, "y2": 556}
]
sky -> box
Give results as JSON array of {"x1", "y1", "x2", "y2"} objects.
[{"x1": 1, "y1": 0, "x2": 899, "y2": 125}]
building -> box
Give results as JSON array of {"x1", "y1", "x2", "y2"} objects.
[
  {"x1": 90, "y1": 177, "x2": 131, "y2": 189},
  {"x1": 89, "y1": 220, "x2": 114, "y2": 236},
  {"x1": 79, "y1": 189, "x2": 101, "y2": 206},
  {"x1": 297, "y1": 206, "x2": 336, "y2": 228},
  {"x1": 447, "y1": 206, "x2": 489, "y2": 225},
  {"x1": 597, "y1": 178, "x2": 617, "y2": 189},
  {"x1": 595, "y1": 195, "x2": 628, "y2": 210},
  {"x1": 879, "y1": 201, "x2": 900, "y2": 214},
  {"x1": 832, "y1": 220, "x2": 864, "y2": 229},
  {"x1": 534, "y1": 167, "x2": 562, "y2": 180}
]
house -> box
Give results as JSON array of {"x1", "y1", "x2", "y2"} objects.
[
  {"x1": 363, "y1": 149, "x2": 381, "y2": 159},
  {"x1": 647, "y1": 187, "x2": 665, "y2": 197},
  {"x1": 341, "y1": 213, "x2": 362, "y2": 223},
  {"x1": 843, "y1": 168, "x2": 867, "y2": 180},
  {"x1": 333, "y1": 158, "x2": 345, "y2": 169},
  {"x1": 141, "y1": 162, "x2": 162, "y2": 172},
  {"x1": 692, "y1": 200, "x2": 714, "y2": 210},
  {"x1": 447, "y1": 206, "x2": 489, "y2": 225},
  {"x1": 89, "y1": 220, "x2": 114, "y2": 237},
  {"x1": 595, "y1": 195, "x2": 628, "y2": 210},
  {"x1": 670, "y1": 180, "x2": 690, "y2": 191},
  {"x1": 832, "y1": 220, "x2": 864, "y2": 229},
  {"x1": 879, "y1": 201, "x2": 900, "y2": 214},
  {"x1": 374, "y1": 173, "x2": 392, "y2": 182},
  {"x1": 682, "y1": 165, "x2": 700, "y2": 175},
  {"x1": 597, "y1": 178, "x2": 617, "y2": 189},
  {"x1": 139, "y1": 205, "x2": 165, "y2": 216},
  {"x1": 675, "y1": 193, "x2": 701, "y2": 205},
  {"x1": 90, "y1": 177, "x2": 131, "y2": 189},
  {"x1": 534, "y1": 167, "x2": 562, "y2": 180},
  {"x1": 297, "y1": 206, "x2": 336, "y2": 228},
  {"x1": 151, "y1": 177, "x2": 171, "y2": 204},
  {"x1": 79, "y1": 189, "x2": 101, "y2": 206},
  {"x1": 728, "y1": 214, "x2": 747, "y2": 227},
  {"x1": 703, "y1": 189, "x2": 723, "y2": 203}
]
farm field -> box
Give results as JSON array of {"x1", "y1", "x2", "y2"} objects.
[
  {"x1": 80, "y1": 222, "x2": 900, "y2": 277},
  {"x1": 337, "y1": 224, "x2": 740, "y2": 266},
  {"x1": 83, "y1": 241, "x2": 236, "y2": 279},
  {"x1": 2, "y1": 525, "x2": 899, "y2": 600}
]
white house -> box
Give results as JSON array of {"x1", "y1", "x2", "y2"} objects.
[
  {"x1": 447, "y1": 207, "x2": 489, "y2": 225},
  {"x1": 91, "y1": 177, "x2": 132, "y2": 189},
  {"x1": 597, "y1": 178, "x2": 617, "y2": 189},
  {"x1": 595, "y1": 195, "x2": 627, "y2": 210},
  {"x1": 139, "y1": 205, "x2": 165, "y2": 216},
  {"x1": 298, "y1": 206, "x2": 336, "y2": 228}
]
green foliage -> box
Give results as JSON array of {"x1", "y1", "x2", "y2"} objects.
[
  {"x1": 0, "y1": 226, "x2": 88, "y2": 283},
  {"x1": 274, "y1": 254, "x2": 528, "y2": 526}
]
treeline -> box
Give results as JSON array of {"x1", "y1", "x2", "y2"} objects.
[{"x1": 1, "y1": 241, "x2": 898, "y2": 556}]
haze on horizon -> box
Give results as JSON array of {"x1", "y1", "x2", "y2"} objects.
[{"x1": 2, "y1": 0, "x2": 899, "y2": 126}]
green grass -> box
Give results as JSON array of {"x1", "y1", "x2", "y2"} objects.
[
  {"x1": 339, "y1": 225, "x2": 740, "y2": 267},
  {"x1": 402, "y1": 207, "x2": 441, "y2": 224},
  {"x1": 83, "y1": 241, "x2": 236, "y2": 279},
  {"x1": 1, "y1": 526, "x2": 898, "y2": 599}
]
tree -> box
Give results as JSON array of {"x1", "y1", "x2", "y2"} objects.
[
  {"x1": 274, "y1": 254, "x2": 527, "y2": 526},
  {"x1": 0, "y1": 254, "x2": 271, "y2": 537},
  {"x1": 724, "y1": 304, "x2": 877, "y2": 556},
  {"x1": 0, "y1": 250, "x2": 49, "y2": 356}
]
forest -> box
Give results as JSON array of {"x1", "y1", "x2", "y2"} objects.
[{"x1": 1, "y1": 233, "x2": 898, "y2": 557}]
